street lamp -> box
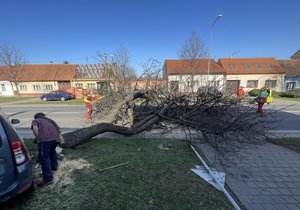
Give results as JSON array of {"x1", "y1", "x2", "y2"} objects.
[{"x1": 207, "y1": 14, "x2": 223, "y2": 81}]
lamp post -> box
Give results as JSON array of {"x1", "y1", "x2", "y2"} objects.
[{"x1": 207, "y1": 14, "x2": 223, "y2": 81}]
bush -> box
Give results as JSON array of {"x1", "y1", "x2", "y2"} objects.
[
  {"x1": 248, "y1": 89, "x2": 260, "y2": 96},
  {"x1": 272, "y1": 90, "x2": 280, "y2": 97},
  {"x1": 280, "y1": 89, "x2": 300, "y2": 98}
]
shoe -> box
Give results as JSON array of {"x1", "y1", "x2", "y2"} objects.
[{"x1": 37, "y1": 180, "x2": 53, "y2": 187}]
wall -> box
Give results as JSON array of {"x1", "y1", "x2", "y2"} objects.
[
  {"x1": 226, "y1": 74, "x2": 284, "y2": 92},
  {"x1": 0, "y1": 81, "x2": 14, "y2": 96},
  {"x1": 284, "y1": 76, "x2": 300, "y2": 91},
  {"x1": 168, "y1": 74, "x2": 225, "y2": 92},
  {"x1": 12, "y1": 81, "x2": 58, "y2": 97}
]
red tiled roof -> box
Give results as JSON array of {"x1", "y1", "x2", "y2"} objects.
[
  {"x1": 0, "y1": 64, "x2": 77, "y2": 81},
  {"x1": 164, "y1": 59, "x2": 225, "y2": 75},
  {"x1": 218, "y1": 58, "x2": 285, "y2": 74}
]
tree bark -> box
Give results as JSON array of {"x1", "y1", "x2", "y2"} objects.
[{"x1": 62, "y1": 91, "x2": 153, "y2": 148}]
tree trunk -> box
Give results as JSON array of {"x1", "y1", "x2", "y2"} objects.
[{"x1": 62, "y1": 91, "x2": 155, "y2": 148}]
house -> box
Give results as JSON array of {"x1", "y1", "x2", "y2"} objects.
[
  {"x1": 279, "y1": 50, "x2": 300, "y2": 91},
  {"x1": 0, "y1": 64, "x2": 77, "y2": 97},
  {"x1": 218, "y1": 58, "x2": 285, "y2": 93},
  {"x1": 163, "y1": 59, "x2": 226, "y2": 92},
  {"x1": 0, "y1": 81, "x2": 14, "y2": 96}
]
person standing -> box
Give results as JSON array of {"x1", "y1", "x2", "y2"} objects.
[
  {"x1": 31, "y1": 112, "x2": 61, "y2": 186},
  {"x1": 257, "y1": 88, "x2": 269, "y2": 117},
  {"x1": 236, "y1": 86, "x2": 245, "y2": 104},
  {"x1": 83, "y1": 91, "x2": 94, "y2": 122}
]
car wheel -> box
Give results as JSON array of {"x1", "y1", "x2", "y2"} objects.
[
  {"x1": 27, "y1": 180, "x2": 36, "y2": 193},
  {"x1": 43, "y1": 97, "x2": 47, "y2": 101},
  {"x1": 60, "y1": 97, "x2": 65, "y2": 101}
]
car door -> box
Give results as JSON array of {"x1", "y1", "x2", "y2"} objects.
[
  {"x1": 0, "y1": 119, "x2": 16, "y2": 192},
  {"x1": 48, "y1": 91, "x2": 57, "y2": 100}
]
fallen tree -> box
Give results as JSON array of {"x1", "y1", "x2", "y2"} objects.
[
  {"x1": 62, "y1": 87, "x2": 278, "y2": 160},
  {"x1": 61, "y1": 58, "x2": 279, "y2": 165}
]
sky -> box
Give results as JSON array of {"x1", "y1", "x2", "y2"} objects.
[{"x1": 0, "y1": 0, "x2": 299, "y2": 75}]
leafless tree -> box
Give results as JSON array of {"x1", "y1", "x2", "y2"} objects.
[
  {"x1": 0, "y1": 43, "x2": 26, "y2": 97},
  {"x1": 279, "y1": 60, "x2": 300, "y2": 77},
  {"x1": 96, "y1": 47, "x2": 136, "y2": 96},
  {"x1": 179, "y1": 32, "x2": 208, "y2": 60},
  {"x1": 178, "y1": 32, "x2": 209, "y2": 92}
]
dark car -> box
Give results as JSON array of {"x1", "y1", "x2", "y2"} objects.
[
  {"x1": 40, "y1": 90, "x2": 75, "y2": 101},
  {"x1": 0, "y1": 112, "x2": 34, "y2": 203}
]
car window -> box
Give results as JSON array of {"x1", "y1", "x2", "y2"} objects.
[{"x1": 0, "y1": 135, "x2": 2, "y2": 148}]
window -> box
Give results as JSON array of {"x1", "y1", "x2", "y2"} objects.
[
  {"x1": 244, "y1": 64, "x2": 250, "y2": 69},
  {"x1": 75, "y1": 83, "x2": 83, "y2": 88},
  {"x1": 33, "y1": 85, "x2": 41, "y2": 91},
  {"x1": 286, "y1": 82, "x2": 296, "y2": 90},
  {"x1": 267, "y1": 63, "x2": 273, "y2": 69},
  {"x1": 19, "y1": 85, "x2": 27, "y2": 91},
  {"x1": 265, "y1": 80, "x2": 277, "y2": 88},
  {"x1": 1, "y1": 84, "x2": 6, "y2": 92},
  {"x1": 87, "y1": 83, "x2": 95, "y2": 89},
  {"x1": 45, "y1": 84, "x2": 53, "y2": 90},
  {"x1": 230, "y1": 64, "x2": 235, "y2": 69},
  {"x1": 255, "y1": 64, "x2": 261, "y2": 69},
  {"x1": 247, "y1": 80, "x2": 258, "y2": 88}
]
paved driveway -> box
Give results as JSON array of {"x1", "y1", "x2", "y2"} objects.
[{"x1": 198, "y1": 142, "x2": 300, "y2": 210}]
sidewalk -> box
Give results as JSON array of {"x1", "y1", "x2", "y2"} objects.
[{"x1": 198, "y1": 142, "x2": 300, "y2": 210}]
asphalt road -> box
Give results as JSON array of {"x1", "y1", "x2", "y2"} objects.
[
  {"x1": 1, "y1": 98, "x2": 300, "y2": 139},
  {"x1": 0, "y1": 104, "x2": 87, "y2": 138}
]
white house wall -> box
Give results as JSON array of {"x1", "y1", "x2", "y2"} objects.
[
  {"x1": 0, "y1": 81, "x2": 14, "y2": 96},
  {"x1": 227, "y1": 74, "x2": 284, "y2": 92},
  {"x1": 168, "y1": 74, "x2": 225, "y2": 92}
]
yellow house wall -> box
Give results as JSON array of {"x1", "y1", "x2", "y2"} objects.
[
  {"x1": 71, "y1": 80, "x2": 98, "y2": 89},
  {"x1": 227, "y1": 74, "x2": 284, "y2": 92},
  {"x1": 12, "y1": 81, "x2": 58, "y2": 96}
]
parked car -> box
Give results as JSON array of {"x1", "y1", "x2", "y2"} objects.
[
  {"x1": 0, "y1": 112, "x2": 34, "y2": 203},
  {"x1": 40, "y1": 90, "x2": 75, "y2": 101}
]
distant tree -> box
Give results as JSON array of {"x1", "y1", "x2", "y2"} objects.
[
  {"x1": 178, "y1": 32, "x2": 209, "y2": 92},
  {"x1": 179, "y1": 32, "x2": 208, "y2": 60},
  {"x1": 0, "y1": 43, "x2": 26, "y2": 97},
  {"x1": 97, "y1": 47, "x2": 137, "y2": 95},
  {"x1": 280, "y1": 60, "x2": 300, "y2": 77}
]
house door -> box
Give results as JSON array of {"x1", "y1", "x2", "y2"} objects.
[{"x1": 226, "y1": 80, "x2": 240, "y2": 94}]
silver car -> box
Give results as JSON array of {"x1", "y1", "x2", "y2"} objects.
[{"x1": 0, "y1": 112, "x2": 34, "y2": 203}]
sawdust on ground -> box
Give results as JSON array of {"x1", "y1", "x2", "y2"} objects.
[{"x1": 34, "y1": 158, "x2": 91, "y2": 187}]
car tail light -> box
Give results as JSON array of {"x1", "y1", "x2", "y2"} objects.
[{"x1": 9, "y1": 140, "x2": 29, "y2": 166}]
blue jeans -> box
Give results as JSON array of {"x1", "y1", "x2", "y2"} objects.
[{"x1": 39, "y1": 141, "x2": 59, "y2": 182}]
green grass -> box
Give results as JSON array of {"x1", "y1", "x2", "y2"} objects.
[
  {"x1": 273, "y1": 95, "x2": 300, "y2": 101},
  {"x1": 268, "y1": 138, "x2": 300, "y2": 153},
  {"x1": 2, "y1": 138, "x2": 233, "y2": 210},
  {"x1": 0, "y1": 96, "x2": 36, "y2": 103}
]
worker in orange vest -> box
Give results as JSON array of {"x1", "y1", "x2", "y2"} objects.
[
  {"x1": 236, "y1": 86, "x2": 245, "y2": 104},
  {"x1": 83, "y1": 92, "x2": 93, "y2": 122}
]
